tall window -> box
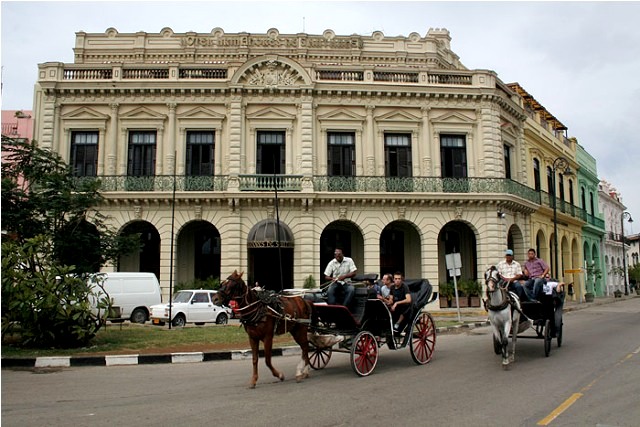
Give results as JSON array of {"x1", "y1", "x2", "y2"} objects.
[
  {"x1": 385, "y1": 133, "x2": 412, "y2": 177},
  {"x1": 327, "y1": 132, "x2": 355, "y2": 176},
  {"x1": 533, "y1": 158, "x2": 541, "y2": 191},
  {"x1": 559, "y1": 173, "x2": 565, "y2": 201},
  {"x1": 589, "y1": 192, "x2": 595, "y2": 216},
  {"x1": 256, "y1": 131, "x2": 285, "y2": 174},
  {"x1": 547, "y1": 166, "x2": 554, "y2": 196},
  {"x1": 581, "y1": 187, "x2": 586, "y2": 210},
  {"x1": 503, "y1": 145, "x2": 512, "y2": 179},
  {"x1": 186, "y1": 131, "x2": 214, "y2": 176},
  {"x1": 440, "y1": 134, "x2": 467, "y2": 178},
  {"x1": 127, "y1": 131, "x2": 156, "y2": 176},
  {"x1": 569, "y1": 179, "x2": 574, "y2": 205},
  {"x1": 70, "y1": 131, "x2": 98, "y2": 177}
]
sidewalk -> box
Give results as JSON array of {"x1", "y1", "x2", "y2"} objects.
[{"x1": 2, "y1": 294, "x2": 636, "y2": 369}]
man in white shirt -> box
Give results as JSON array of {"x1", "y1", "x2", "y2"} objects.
[
  {"x1": 324, "y1": 248, "x2": 357, "y2": 307},
  {"x1": 496, "y1": 249, "x2": 531, "y2": 302}
]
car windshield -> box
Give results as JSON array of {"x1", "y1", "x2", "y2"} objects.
[{"x1": 172, "y1": 291, "x2": 193, "y2": 303}]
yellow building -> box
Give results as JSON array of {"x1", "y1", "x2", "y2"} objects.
[{"x1": 34, "y1": 27, "x2": 575, "y2": 302}]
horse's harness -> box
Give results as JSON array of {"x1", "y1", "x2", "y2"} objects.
[
  {"x1": 484, "y1": 269, "x2": 511, "y2": 312},
  {"x1": 220, "y1": 276, "x2": 302, "y2": 329}
]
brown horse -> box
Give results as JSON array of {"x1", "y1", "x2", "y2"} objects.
[{"x1": 213, "y1": 270, "x2": 313, "y2": 388}]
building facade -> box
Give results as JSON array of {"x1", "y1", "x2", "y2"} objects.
[
  {"x1": 598, "y1": 180, "x2": 626, "y2": 295},
  {"x1": 33, "y1": 27, "x2": 590, "y2": 301},
  {"x1": 576, "y1": 144, "x2": 606, "y2": 296}
]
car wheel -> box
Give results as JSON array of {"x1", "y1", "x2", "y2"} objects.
[
  {"x1": 130, "y1": 308, "x2": 147, "y2": 324},
  {"x1": 216, "y1": 313, "x2": 229, "y2": 325},
  {"x1": 172, "y1": 314, "x2": 186, "y2": 327}
]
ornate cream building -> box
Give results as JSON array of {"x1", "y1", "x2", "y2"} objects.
[{"x1": 33, "y1": 27, "x2": 586, "y2": 301}]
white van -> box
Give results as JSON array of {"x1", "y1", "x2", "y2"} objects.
[{"x1": 89, "y1": 272, "x2": 162, "y2": 324}]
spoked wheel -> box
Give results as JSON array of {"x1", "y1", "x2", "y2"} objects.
[
  {"x1": 309, "y1": 346, "x2": 332, "y2": 370},
  {"x1": 544, "y1": 319, "x2": 552, "y2": 357},
  {"x1": 350, "y1": 331, "x2": 378, "y2": 377},
  {"x1": 493, "y1": 336, "x2": 502, "y2": 355},
  {"x1": 410, "y1": 312, "x2": 436, "y2": 365}
]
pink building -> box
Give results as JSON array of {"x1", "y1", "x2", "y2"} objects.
[{"x1": 2, "y1": 110, "x2": 34, "y2": 141}]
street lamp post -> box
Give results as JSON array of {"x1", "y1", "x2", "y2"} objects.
[
  {"x1": 552, "y1": 156, "x2": 573, "y2": 280},
  {"x1": 621, "y1": 211, "x2": 634, "y2": 295}
]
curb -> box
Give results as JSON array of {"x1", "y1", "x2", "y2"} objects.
[{"x1": 3, "y1": 295, "x2": 635, "y2": 369}]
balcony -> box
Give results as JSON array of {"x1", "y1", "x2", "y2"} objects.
[{"x1": 74, "y1": 175, "x2": 543, "y2": 206}]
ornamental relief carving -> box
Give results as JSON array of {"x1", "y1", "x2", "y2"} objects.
[{"x1": 241, "y1": 60, "x2": 301, "y2": 88}]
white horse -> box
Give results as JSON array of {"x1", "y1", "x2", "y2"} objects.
[{"x1": 484, "y1": 266, "x2": 524, "y2": 369}]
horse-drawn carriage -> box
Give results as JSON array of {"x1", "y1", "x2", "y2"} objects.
[
  {"x1": 507, "y1": 284, "x2": 565, "y2": 357},
  {"x1": 302, "y1": 275, "x2": 438, "y2": 376},
  {"x1": 214, "y1": 271, "x2": 437, "y2": 387},
  {"x1": 485, "y1": 266, "x2": 565, "y2": 368}
]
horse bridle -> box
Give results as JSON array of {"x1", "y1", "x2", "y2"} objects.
[
  {"x1": 219, "y1": 275, "x2": 249, "y2": 306},
  {"x1": 484, "y1": 267, "x2": 510, "y2": 311}
]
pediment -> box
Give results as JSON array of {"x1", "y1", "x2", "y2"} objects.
[
  {"x1": 119, "y1": 106, "x2": 167, "y2": 120},
  {"x1": 246, "y1": 106, "x2": 295, "y2": 121},
  {"x1": 317, "y1": 108, "x2": 365, "y2": 122},
  {"x1": 61, "y1": 107, "x2": 109, "y2": 121},
  {"x1": 177, "y1": 106, "x2": 226, "y2": 121},
  {"x1": 233, "y1": 56, "x2": 311, "y2": 87},
  {"x1": 430, "y1": 111, "x2": 475, "y2": 124},
  {"x1": 375, "y1": 110, "x2": 421, "y2": 122}
]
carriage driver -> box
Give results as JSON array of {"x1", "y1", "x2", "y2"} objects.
[
  {"x1": 496, "y1": 249, "x2": 532, "y2": 302},
  {"x1": 324, "y1": 248, "x2": 357, "y2": 308}
]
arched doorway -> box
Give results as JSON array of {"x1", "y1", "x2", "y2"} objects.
[
  {"x1": 247, "y1": 219, "x2": 294, "y2": 291},
  {"x1": 119, "y1": 221, "x2": 160, "y2": 279},
  {"x1": 320, "y1": 221, "x2": 364, "y2": 280},
  {"x1": 437, "y1": 221, "x2": 477, "y2": 283},
  {"x1": 380, "y1": 221, "x2": 422, "y2": 278},
  {"x1": 177, "y1": 221, "x2": 221, "y2": 284}
]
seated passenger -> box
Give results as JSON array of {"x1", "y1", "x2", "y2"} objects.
[
  {"x1": 496, "y1": 249, "x2": 532, "y2": 302},
  {"x1": 389, "y1": 271, "x2": 412, "y2": 333},
  {"x1": 523, "y1": 248, "x2": 549, "y2": 301},
  {"x1": 377, "y1": 273, "x2": 393, "y2": 304},
  {"x1": 324, "y1": 248, "x2": 357, "y2": 308}
]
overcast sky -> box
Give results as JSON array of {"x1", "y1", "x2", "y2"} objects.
[{"x1": 2, "y1": 1, "x2": 639, "y2": 232}]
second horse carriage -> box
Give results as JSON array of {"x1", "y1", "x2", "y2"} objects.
[{"x1": 302, "y1": 274, "x2": 438, "y2": 376}]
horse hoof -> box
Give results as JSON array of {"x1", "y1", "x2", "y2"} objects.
[
  {"x1": 248, "y1": 384, "x2": 256, "y2": 389},
  {"x1": 279, "y1": 373, "x2": 285, "y2": 382},
  {"x1": 502, "y1": 362, "x2": 510, "y2": 370}
]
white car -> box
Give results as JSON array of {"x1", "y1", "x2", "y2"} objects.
[{"x1": 150, "y1": 290, "x2": 232, "y2": 327}]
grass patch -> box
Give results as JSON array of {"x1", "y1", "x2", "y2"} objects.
[{"x1": 1, "y1": 323, "x2": 295, "y2": 358}]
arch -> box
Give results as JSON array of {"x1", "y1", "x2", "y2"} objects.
[
  {"x1": 507, "y1": 223, "x2": 525, "y2": 260},
  {"x1": 231, "y1": 55, "x2": 312, "y2": 86},
  {"x1": 535, "y1": 229, "x2": 548, "y2": 263},
  {"x1": 379, "y1": 220, "x2": 422, "y2": 279},
  {"x1": 320, "y1": 220, "x2": 365, "y2": 280},
  {"x1": 176, "y1": 220, "x2": 221, "y2": 284},
  {"x1": 119, "y1": 220, "x2": 160, "y2": 280},
  {"x1": 437, "y1": 221, "x2": 478, "y2": 284},
  {"x1": 247, "y1": 219, "x2": 295, "y2": 291}
]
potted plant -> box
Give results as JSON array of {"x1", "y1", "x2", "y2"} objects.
[
  {"x1": 613, "y1": 289, "x2": 623, "y2": 298},
  {"x1": 438, "y1": 281, "x2": 454, "y2": 308},
  {"x1": 303, "y1": 275, "x2": 317, "y2": 289},
  {"x1": 460, "y1": 279, "x2": 482, "y2": 307}
]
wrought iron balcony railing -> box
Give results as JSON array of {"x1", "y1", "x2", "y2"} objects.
[{"x1": 74, "y1": 175, "x2": 230, "y2": 192}]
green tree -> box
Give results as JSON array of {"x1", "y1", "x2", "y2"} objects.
[{"x1": 1, "y1": 138, "x2": 139, "y2": 347}]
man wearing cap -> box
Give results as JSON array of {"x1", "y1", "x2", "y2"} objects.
[{"x1": 496, "y1": 249, "x2": 531, "y2": 302}]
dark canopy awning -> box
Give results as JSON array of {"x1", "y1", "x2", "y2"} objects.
[{"x1": 247, "y1": 219, "x2": 294, "y2": 248}]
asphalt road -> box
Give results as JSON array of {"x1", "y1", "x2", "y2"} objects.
[{"x1": 2, "y1": 298, "x2": 639, "y2": 427}]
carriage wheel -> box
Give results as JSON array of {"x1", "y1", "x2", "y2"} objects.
[
  {"x1": 493, "y1": 336, "x2": 502, "y2": 355},
  {"x1": 309, "y1": 346, "x2": 332, "y2": 370},
  {"x1": 544, "y1": 319, "x2": 552, "y2": 357},
  {"x1": 350, "y1": 331, "x2": 378, "y2": 377},
  {"x1": 410, "y1": 312, "x2": 436, "y2": 365}
]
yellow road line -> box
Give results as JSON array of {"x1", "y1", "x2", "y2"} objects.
[{"x1": 537, "y1": 393, "x2": 583, "y2": 426}]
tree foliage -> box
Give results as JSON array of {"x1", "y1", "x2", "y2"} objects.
[{"x1": 1, "y1": 138, "x2": 139, "y2": 347}]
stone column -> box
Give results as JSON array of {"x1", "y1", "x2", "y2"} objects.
[
  {"x1": 107, "y1": 103, "x2": 119, "y2": 176},
  {"x1": 366, "y1": 105, "x2": 375, "y2": 176},
  {"x1": 421, "y1": 106, "x2": 432, "y2": 175},
  {"x1": 166, "y1": 103, "x2": 177, "y2": 175}
]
